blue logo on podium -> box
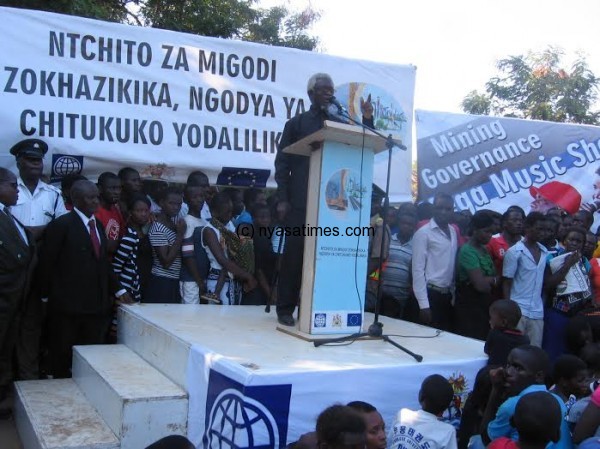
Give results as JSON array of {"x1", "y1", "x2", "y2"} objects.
[
  {"x1": 314, "y1": 313, "x2": 326, "y2": 328},
  {"x1": 347, "y1": 313, "x2": 362, "y2": 327},
  {"x1": 202, "y1": 370, "x2": 291, "y2": 449}
]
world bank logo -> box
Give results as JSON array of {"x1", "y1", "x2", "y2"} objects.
[
  {"x1": 314, "y1": 313, "x2": 326, "y2": 328},
  {"x1": 203, "y1": 370, "x2": 291, "y2": 449},
  {"x1": 51, "y1": 154, "x2": 83, "y2": 181},
  {"x1": 204, "y1": 389, "x2": 278, "y2": 449}
]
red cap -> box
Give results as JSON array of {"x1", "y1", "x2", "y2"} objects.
[{"x1": 529, "y1": 181, "x2": 582, "y2": 215}]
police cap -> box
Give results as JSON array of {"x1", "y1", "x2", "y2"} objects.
[{"x1": 9, "y1": 139, "x2": 48, "y2": 159}]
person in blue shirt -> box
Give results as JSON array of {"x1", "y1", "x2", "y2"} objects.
[{"x1": 480, "y1": 345, "x2": 573, "y2": 449}]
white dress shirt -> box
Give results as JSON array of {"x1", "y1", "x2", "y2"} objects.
[
  {"x1": 411, "y1": 218, "x2": 458, "y2": 309},
  {"x1": 73, "y1": 207, "x2": 101, "y2": 242},
  {"x1": 11, "y1": 177, "x2": 68, "y2": 226}
]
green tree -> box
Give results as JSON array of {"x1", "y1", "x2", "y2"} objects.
[
  {"x1": 0, "y1": 0, "x2": 132, "y2": 21},
  {"x1": 139, "y1": 0, "x2": 256, "y2": 38},
  {"x1": 0, "y1": 0, "x2": 320, "y2": 51},
  {"x1": 460, "y1": 90, "x2": 491, "y2": 116},
  {"x1": 244, "y1": 5, "x2": 320, "y2": 51},
  {"x1": 462, "y1": 48, "x2": 600, "y2": 125}
]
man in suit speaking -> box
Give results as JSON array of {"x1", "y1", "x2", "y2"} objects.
[{"x1": 41, "y1": 180, "x2": 132, "y2": 378}]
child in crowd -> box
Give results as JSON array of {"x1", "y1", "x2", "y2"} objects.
[
  {"x1": 347, "y1": 401, "x2": 387, "y2": 449},
  {"x1": 549, "y1": 354, "x2": 589, "y2": 412},
  {"x1": 539, "y1": 215, "x2": 561, "y2": 258},
  {"x1": 488, "y1": 391, "x2": 562, "y2": 449},
  {"x1": 584, "y1": 231, "x2": 597, "y2": 260},
  {"x1": 457, "y1": 366, "x2": 493, "y2": 449},
  {"x1": 145, "y1": 435, "x2": 195, "y2": 449},
  {"x1": 481, "y1": 345, "x2": 572, "y2": 449},
  {"x1": 179, "y1": 184, "x2": 208, "y2": 304},
  {"x1": 573, "y1": 384, "x2": 600, "y2": 445},
  {"x1": 565, "y1": 316, "x2": 594, "y2": 356},
  {"x1": 485, "y1": 300, "x2": 530, "y2": 367},
  {"x1": 389, "y1": 374, "x2": 457, "y2": 449},
  {"x1": 316, "y1": 405, "x2": 367, "y2": 449},
  {"x1": 567, "y1": 343, "x2": 600, "y2": 432}
]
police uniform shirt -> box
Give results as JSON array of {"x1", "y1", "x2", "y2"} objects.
[{"x1": 11, "y1": 177, "x2": 68, "y2": 226}]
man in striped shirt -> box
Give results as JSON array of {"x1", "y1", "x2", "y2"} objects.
[{"x1": 381, "y1": 209, "x2": 417, "y2": 319}]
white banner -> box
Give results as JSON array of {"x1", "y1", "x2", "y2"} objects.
[
  {"x1": 186, "y1": 343, "x2": 484, "y2": 448},
  {"x1": 0, "y1": 7, "x2": 415, "y2": 201},
  {"x1": 416, "y1": 110, "x2": 600, "y2": 218}
]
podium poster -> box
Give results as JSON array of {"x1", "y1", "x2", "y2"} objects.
[
  {"x1": 0, "y1": 7, "x2": 415, "y2": 200},
  {"x1": 308, "y1": 141, "x2": 374, "y2": 334}
]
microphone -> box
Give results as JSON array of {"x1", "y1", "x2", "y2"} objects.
[{"x1": 329, "y1": 96, "x2": 347, "y2": 114}]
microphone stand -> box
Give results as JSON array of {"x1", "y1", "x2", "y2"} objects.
[{"x1": 313, "y1": 104, "x2": 423, "y2": 362}]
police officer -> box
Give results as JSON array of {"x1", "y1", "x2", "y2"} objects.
[{"x1": 9, "y1": 138, "x2": 68, "y2": 380}]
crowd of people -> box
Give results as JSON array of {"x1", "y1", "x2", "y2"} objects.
[
  {"x1": 0, "y1": 137, "x2": 293, "y2": 417},
  {"x1": 4, "y1": 70, "x2": 600, "y2": 448}
]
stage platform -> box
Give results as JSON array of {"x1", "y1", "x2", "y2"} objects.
[
  {"x1": 119, "y1": 304, "x2": 487, "y2": 448},
  {"x1": 13, "y1": 304, "x2": 487, "y2": 449}
]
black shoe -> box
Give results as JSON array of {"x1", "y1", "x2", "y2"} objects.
[{"x1": 278, "y1": 314, "x2": 295, "y2": 326}]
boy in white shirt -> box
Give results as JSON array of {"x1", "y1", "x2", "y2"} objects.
[{"x1": 389, "y1": 374, "x2": 457, "y2": 449}]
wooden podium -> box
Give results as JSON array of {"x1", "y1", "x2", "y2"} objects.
[{"x1": 280, "y1": 121, "x2": 388, "y2": 337}]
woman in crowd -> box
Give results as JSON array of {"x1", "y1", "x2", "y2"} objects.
[
  {"x1": 543, "y1": 226, "x2": 593, "y2": 361},
  {"x1": 454, "y1": 210, "x2": 498, "y2": 340},
  {"x1": 145, "y1": 187, "x2": 186, "y2": 303},
  {"x1": 202, "y1": 192, "x2": 256, "y2": 305},
  {"x1": 112, "y1": 193, "x2": 152, "y2": 303}
]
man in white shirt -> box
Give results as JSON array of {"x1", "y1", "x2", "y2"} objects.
[
  {"x1": 10, "y1": 139, "x2": 68, "y2": 239},
  {"x1": 412, "y1": 193, "x2": 458, "y2": 331}
]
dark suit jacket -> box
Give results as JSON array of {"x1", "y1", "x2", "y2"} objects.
[
  {"x1": 0, "y1": 211, "x2": 34, "y2": 312},
  {"x1": 41, "y1": 211, "x2": 118, "y2": 315}
]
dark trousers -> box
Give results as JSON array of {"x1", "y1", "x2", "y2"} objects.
[
  {"x1": 16, "y1": 283, "x2": 44, "y2": 380},
  {"x1": 427, "y1": 288, "x2": 454, "y2": 332},
  {"x1": 0, "y1": 298, "x2": 20, "y2": 388},
  {"x1": 454, "y1": 284, "x2": 491, "y2": 340},
  {"x1": 144, "y1": 275, "x2": 181, "y2": 304},
  {"x1": 381, "y1": 293, "x2": 408, "y2": 320},
  {"x1": 49, "y1": 310, "x2": 110, "y2": 378},
  {"x1": 276, "y1": 213, "x2": 305, "y2": 317},
  {"x1": 242, "y1": 288, "x2": 267, "y2": 306}
]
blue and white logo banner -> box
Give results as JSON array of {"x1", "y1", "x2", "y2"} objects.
[{"x1": 186, "y1": 343, "x2": 484, "y2": 449}]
